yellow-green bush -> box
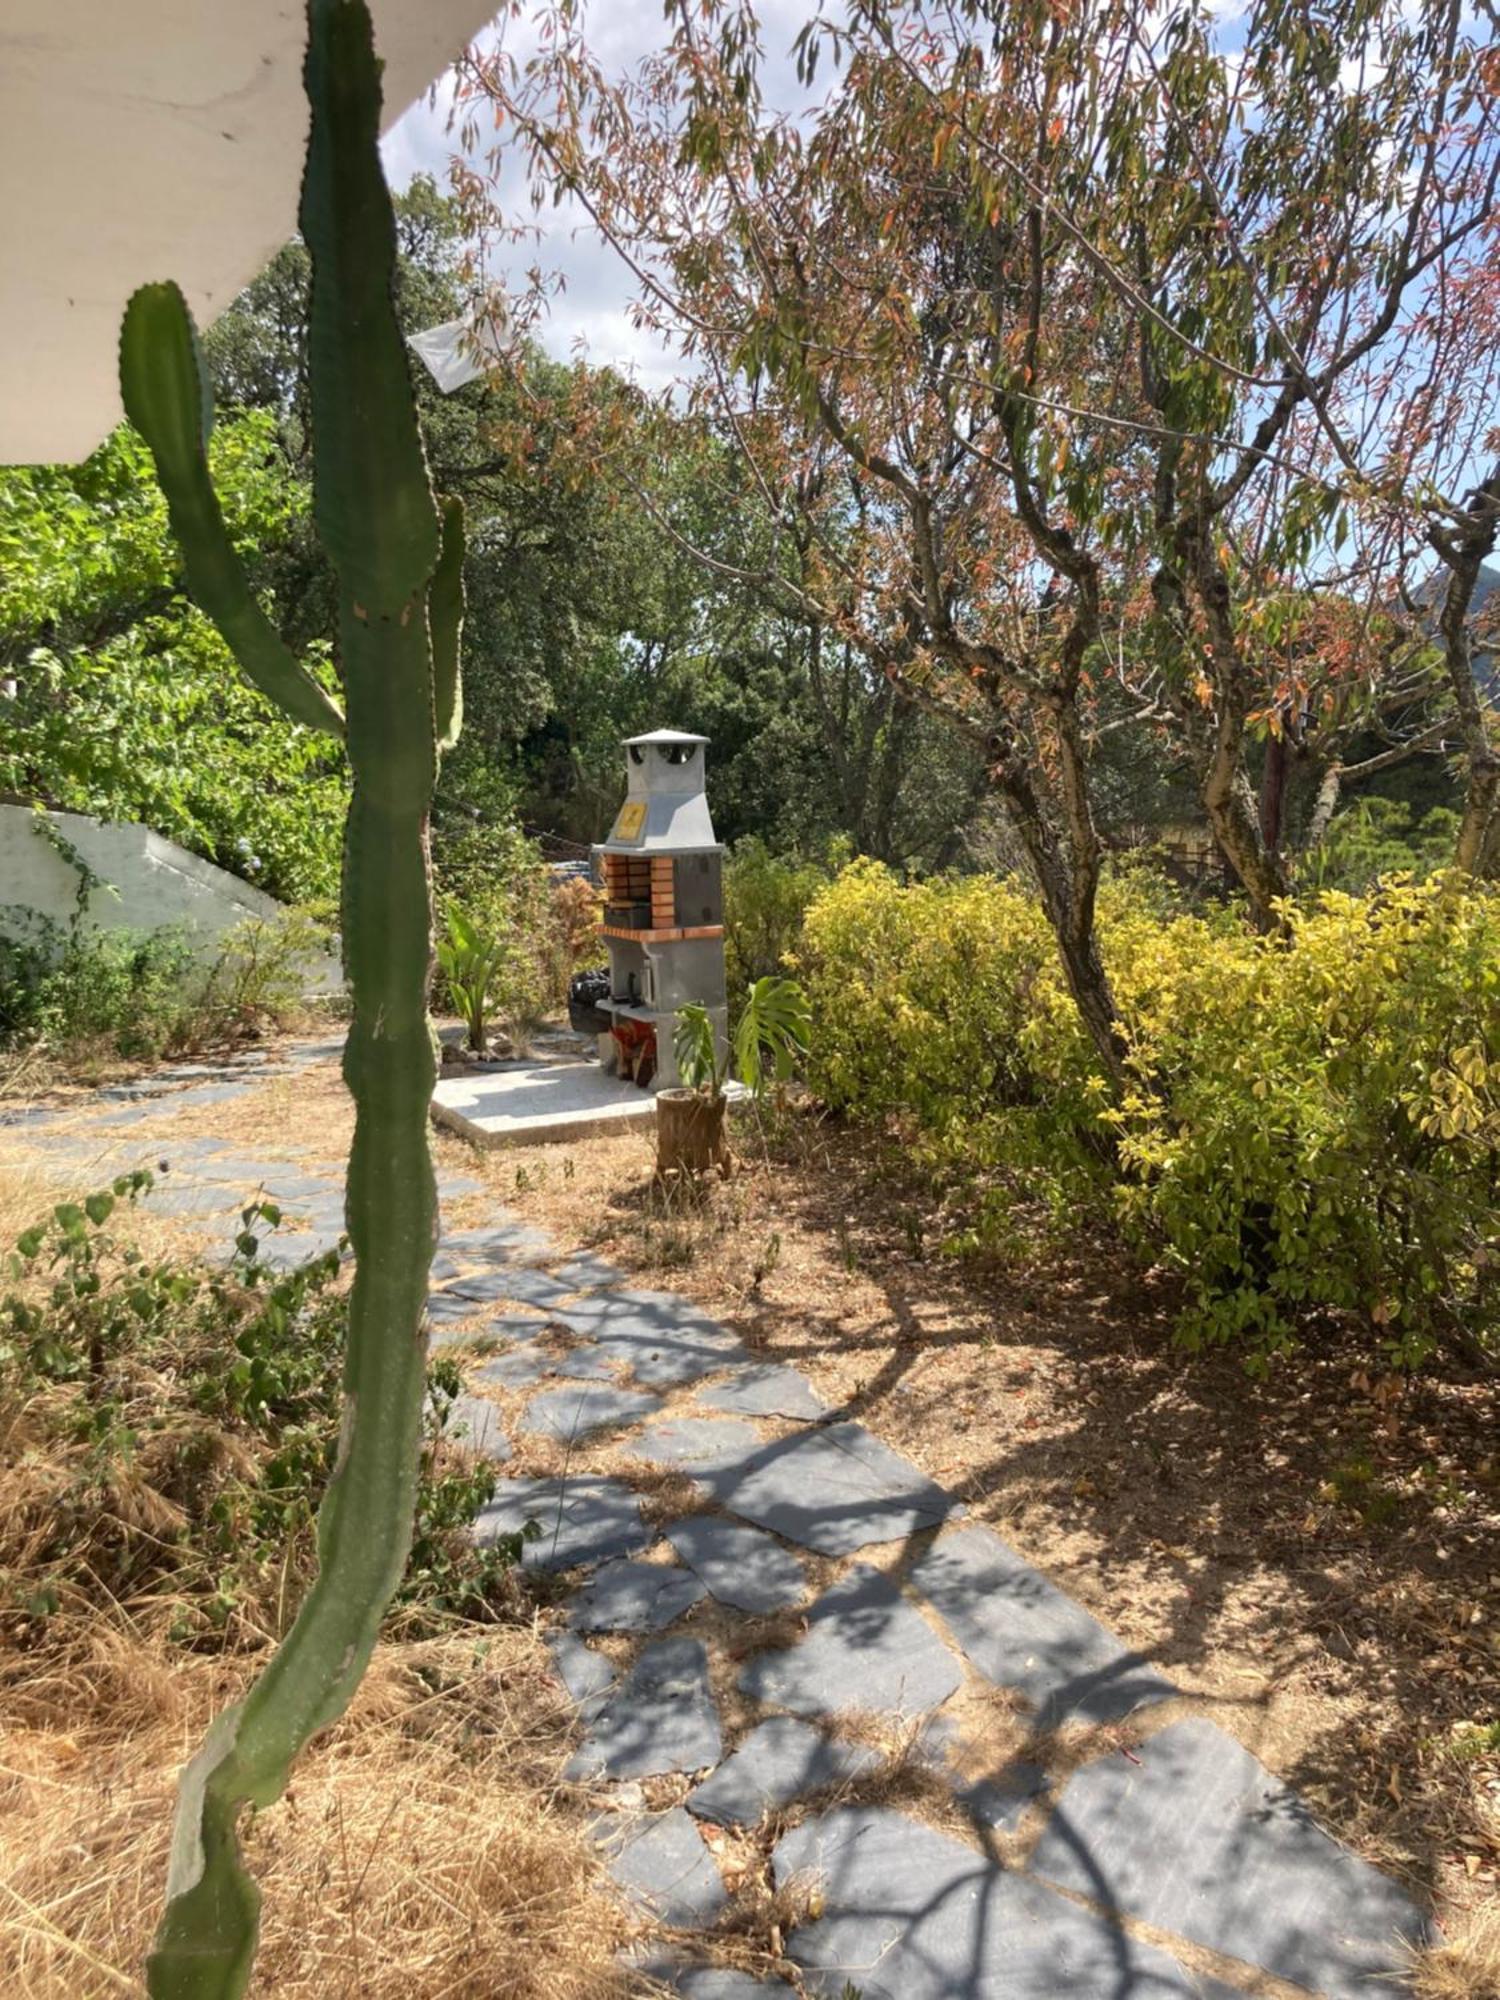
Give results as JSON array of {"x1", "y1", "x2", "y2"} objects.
[
  {"x1": 799, "y1": 861, "x2": 1108, "y2": 1234},
  {"x1": 801, "y1": 863, "x2": 1500, "y2": 1369}
]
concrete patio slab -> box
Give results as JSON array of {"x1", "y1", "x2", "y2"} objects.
[{"x1": 432, "y1": 1058, "x2": 658, "y2": 1148}]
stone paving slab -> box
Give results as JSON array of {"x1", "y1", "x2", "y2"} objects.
[
  {"x1": 625, "y1": 1416, "x2": 761, "y2": 1472},
  {"x1": 446, "y1": 1266, "x2": 580, "y2": 1310},
  {"x1": 910, "y1": 1525, "x2": 1174, "y2": 1726},
  {"x1": 255, "y1": 1230, "x2": 345, "y2": 1272},
  {"x1": 255, "y1": 1173, "x2": 340, "y2": 1201},
  {"x1": 552, "y1": 1252, "x2": 627, "y2": 1290},
  {"x1": 631, "y1": 1959, "x2": 785, "y2": 1998},
  {"x1": 958, "y1": 1764, "x2": 1051, "y2": 1833},
  {"x1": 739, "y1": 1563, "x2": 963, "y2": 1720},
  {"x1": 142, "y1": 1184, "x2": 243, "y2": 1219},
  {"x1": 687, "y1": 1717, "x2": 880, "y2": 1827},
  {"x1": 1028, "y1": 1717, "x2": 1430, "y2": 2000},
  {"x1": 426, "y1": 1289, "x2": 492, "y2": 1326},
  {"x1": 473, "y1": 1476, "x2": 651, "y2": 1571},
  {"x1": 439, "y1": 1222, "x2": 556, "y2": 1265},
  {"x1": 568, "y1": 1637, "x2": 722, "y2": 1780},
  {"x1": 549, "y1": 1630, "x2": 615, "y2": 1703},
  {"x1": 522, "y1": 1383, "x2": 661, "y2": 1442},
  {"x1": 696, "y1": 1363, "x2": 828, "y2": 1421},
  {"x1": 703, "y1": 1422, "x2": 955, "y2": 1555},
  {"x1": 567, "y1": 1558, "x2": 707, "y2": 1634},
  {"x1": 169, "y1": 1149, "x2": 283, "y2": 1183},
  {"x1": 471, "y1": 1348, "x2": 553, "y2": 1391},
  {"x1": 664, "y1": 1515, "x2": 807, "y2": 1615},
  {"x1": 774, "y1": 1806, "x2": 1230, "y2": 2000},
  {"x1": 556, "y1": 1292, "x2": 750, "y2": 1388},
  {"x1": 446, "y1": 1394, "x2": 511, "y2": 1462},
  {"x1": 602, "y1": 1807, "x2": 726, "y2": 1928},
  {"x1": 548, "y1": 1345, "x2": 622, "y2": 1380}
]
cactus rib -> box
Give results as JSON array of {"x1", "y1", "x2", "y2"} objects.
[
  {"x1": 299, "y1": 0, "x2": 441, "y2": 615},
  {"x1": 140, "y1": 2, "x2": 458, "y2": 1993},
  {"x1": 119, "y1": 284, "x2": 346, "y2": 739},
  {"x1": 430, "y1": 494, "x2": 466, "y2": 750}
]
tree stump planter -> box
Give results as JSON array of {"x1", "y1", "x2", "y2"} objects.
[{"x1": 656, "y1": 1086, "x2": 731, "y2": 1179}]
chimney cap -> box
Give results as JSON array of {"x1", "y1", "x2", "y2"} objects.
[{"x1": 622, "y1": 729, "x2": 709, "y2": 748}]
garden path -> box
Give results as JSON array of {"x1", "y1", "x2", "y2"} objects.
[{"x1": 4, "y1": 1039, "x2": 1432, "y2": 2000}]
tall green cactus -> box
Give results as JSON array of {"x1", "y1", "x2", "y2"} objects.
[{"x1": 118, "y1": 4, "x2": 463, "y2": 1992}]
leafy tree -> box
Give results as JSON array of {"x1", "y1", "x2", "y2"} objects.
[
  {"x1": 460, "y1": 0, "x2": 1500, "y2": 1080},
  {"x1": 0, "y1": 418, "x2": 344, "y2": 902}
]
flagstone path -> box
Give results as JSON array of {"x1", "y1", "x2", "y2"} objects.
[{"x1": 2, "y1": 1040, "x2": 1433, "y2": 1999}]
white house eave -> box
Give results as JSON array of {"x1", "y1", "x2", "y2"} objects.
[{"x1": 0, "y1": 0, "x2": 494, "y2": 466}]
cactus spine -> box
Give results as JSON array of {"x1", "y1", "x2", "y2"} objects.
[{"x1": 118, "y1": 4, "x2": 463, "y2": 1993}]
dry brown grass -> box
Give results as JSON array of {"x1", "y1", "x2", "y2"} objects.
[
  {"x1": 1409, "y1": 1905, "x2": 1500, "y2": 2000},
  {"x1": 0, "y1": 1619, "x2": 632, "y2": 2000},
  {"x1": 0, "y1": 1065, "x2": 638, "y2": 1998}
]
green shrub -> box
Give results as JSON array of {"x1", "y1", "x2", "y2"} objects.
[
  {"x1": 435, "y1": 905, "x2": 513, "y2": 1052},
  {"x1": 0, "y1": 907, "x2": 330, "y2": 1069},
  {"x1": 801, "y1": 862, "x2": 1500, "y2": 1370},
  {"x1": 0, "y1": 1181, "x2": 527, "y2": 1649},
  {"x1": 431, "y1": 818, "x2": 582, "y2": 1033},
  {"x1": 1300, "y1": 796, "x2": 1461, "y2": 895},
  {"x1": 0, "y1": 918, "x2": 196, "y2": 1060},
  {"x1": 723, "y1": 837, "x2": 842, "y2": 1004},
  {"x1": 800, "y1": 860, "x2": 1107, "y2": 1237},
  {"x1": 1109, "y1": 875, "x2": 1500, "y2": 1370}
]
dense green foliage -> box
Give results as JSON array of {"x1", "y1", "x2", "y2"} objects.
[
  {"x1": 1, "y1": 177, "x2": 995, "y2": 925},
  {"x1": 0, "y1": 910, "x2": 327, "y2": 1069},
  {"x1": 0, "y1": 1182, "x2": 528, "y2": 1651},
  {"x1": 0, "y1": 422, "x2": 345, "y2": 903},
  {"x1": 801, "y1": 863, "x2": 1500, "y2": 1371}
]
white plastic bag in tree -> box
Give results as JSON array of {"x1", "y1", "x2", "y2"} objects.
[{"x1": 406, "y1": 309, "x2": 505, "y2": 394}]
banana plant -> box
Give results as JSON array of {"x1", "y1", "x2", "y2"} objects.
[
  {"x1": 435, "y1": 905, "x2": 511, "y2": 1052},
  {"x1": 118, "y1": 3, "x2": 463, "y2": 1992}
]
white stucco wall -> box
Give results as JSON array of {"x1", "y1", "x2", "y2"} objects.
[{"x1": 0, "y1": 807, "x2": 341, "y2": 990}]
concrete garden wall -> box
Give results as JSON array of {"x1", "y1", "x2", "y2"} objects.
[{"x1": 0, "y1": 806, "x2": 342, "y2": 989}]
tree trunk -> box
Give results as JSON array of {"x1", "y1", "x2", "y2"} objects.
[
  {"x1": 987, "y1": 741, "x2": 1130, "y2": 1096},
  {"x1": 656, "y1": 1087, "x2": 730, "y2": 1178},
  {"x1": 1259, "y1": 720, "x2": 1289, "y2": 854},
  {"x1": 1433, "y1": 463, "x2": 1500, "y2": 874},
  {"x1": 1182, "y1": 521, "x2": 1293, "y2": 931}
]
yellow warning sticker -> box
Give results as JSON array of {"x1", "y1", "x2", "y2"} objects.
[{"x1": 611, "y1": 800, "x2": 647, "y2": 842}]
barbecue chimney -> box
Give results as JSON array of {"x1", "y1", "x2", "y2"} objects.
[{"x1": 592, "y1": 730, "x2": 727, "y2": 1088}]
